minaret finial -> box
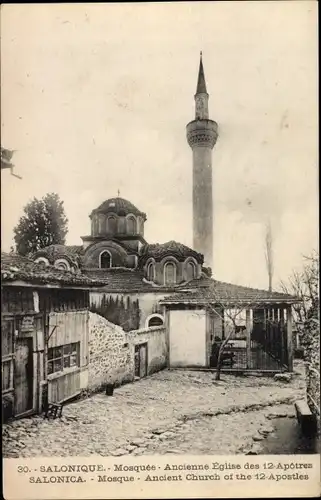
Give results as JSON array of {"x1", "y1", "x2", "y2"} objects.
[
  {"x1": 117, "y1": 189, "x2": 120, "y2": 197},
  {"x1": 196, "y1": 52, "x2": 207, "y2": 94}
]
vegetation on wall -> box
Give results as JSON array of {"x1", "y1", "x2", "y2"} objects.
[
  {"x1": 90, "y1": 295, "x2": 140, "y2": 332},
  {"x1": 280, "y1": 251, "x2": 319, "y2": 423},
  {"x1": 13, "y1": 193, "x2": 68, "y2": 256}
]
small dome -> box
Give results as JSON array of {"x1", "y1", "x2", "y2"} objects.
[
  {"x1": 33, "y1": 244, "x2": 83, "y2": 266},
  {"x1": 91, "y1": 197, "x2": 146, "y2": 220}
]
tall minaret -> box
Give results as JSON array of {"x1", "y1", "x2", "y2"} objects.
[{"x1": 186, "y1": 52, "x2": 218, "y2": 269}]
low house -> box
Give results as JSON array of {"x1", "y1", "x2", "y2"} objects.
[
  {"x1": 1, "y1": 252, "x2": 106, "y2": 420},
  {"x1": 161, "y1": 280, "x2": 300, "y2": 373},
  {"x1": 2, "y1": 252, "x2": 168, "y2": 421}
]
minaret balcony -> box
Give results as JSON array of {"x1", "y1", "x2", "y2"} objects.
[{"x1": 186, "y1": 119, "x2": 218, "y2": 149}]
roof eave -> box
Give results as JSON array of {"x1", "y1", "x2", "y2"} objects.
[{"x1": 160, "y1": 297, "x2": 300, "y2": 306}]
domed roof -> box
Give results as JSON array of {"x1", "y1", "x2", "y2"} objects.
[
  {"x1": 91, "y1": 197, "x2": 146, "y2": 220},
  {"x1": 33, "y1": 244, "x2": 83, "y2": 265},
  {"x1": 139, "y1": 240, "x2": 204, "y2": 265}
]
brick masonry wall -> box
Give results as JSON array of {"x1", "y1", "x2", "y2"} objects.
[{"x1": 88, "y1": 312, "x2": 134, "y2": 392}]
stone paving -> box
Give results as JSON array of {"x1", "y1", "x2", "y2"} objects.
[{"x1": 2, "y1": 362, "x2": 306, "y2": 458}]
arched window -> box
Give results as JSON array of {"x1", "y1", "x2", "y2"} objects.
[
  {"x1": 100, "y1": 251, "x2": 112, "y2": 269},
  {"x1": 98, "y1": 216, "x2": 105, "y2": 234},
  {"x1": 56, "y1": 262, "x2": 68, "y2": 271},
  {"x1": 107, "y1": 216, "x2": 117, "y2": 234},
  {"x1": 148, "y1": 315, "x2": 164, "y2": 327},
  {"x1": 186, "y1": 261, "x2": 196, "y2": 281},
  {"x1": 127, "y1": 216, "x2": 137, "y2": 235},
  {"x1": 146, "y1": 261, "x2": 155, "y2": 281},
  {"x1": 164, "y1": 262, "x2": 176, "y2": 285},
  {"x1": 54, "y1": 259, "x2": 70, "y2": 271},
  {"x1": 35, "y1": 257, "x2": 49, "y2": 268},
  {"x1": 92, "y1": 216, "x2": 98, "y2": 236}
]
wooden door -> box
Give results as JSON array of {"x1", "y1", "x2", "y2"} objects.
[
  {"x1": 134, "y1": 344, "x2": 148, "y2": 378},
  {"x1": 134, "y1": 346, "x2": 140, "y2": 377},
  {"x1": 14, "y1": 338, "x2": 33, "y2": 416},
  {"x1": 139, "y1": 343, "x2": 147, "y2": 378}
]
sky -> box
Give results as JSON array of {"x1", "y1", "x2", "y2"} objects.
[{"x1": 1, "y1": 2, "x2": 318, "y2": 289}]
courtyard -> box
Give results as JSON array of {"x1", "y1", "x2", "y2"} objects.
[{"x1": 3, "y1": 362, "x2": 307, "y2": 458}]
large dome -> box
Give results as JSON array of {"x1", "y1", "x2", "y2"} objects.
[{"x1": 91, "y1": 197, "x2": 146, "y2": 220}]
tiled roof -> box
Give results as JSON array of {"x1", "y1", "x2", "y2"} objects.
[
  {"x1": 83, "y1": 267, "x2": 209, "y2": 293},
  {"x1": 91, "y1": 197, "x2": 146, "y2": 220},
  {"x1": 160, "y1": 279, "x2": 300, "y2": 305},
  {"x1": 139, "y1": 240, "x2": 204, "y2": 265},
  {"x1": 82, "y1": 268, "x2": 143, "y2": 287},
  {"x1": 82, "y1": 267, "x2": 181, "y2": 292},
  {"x1": 1, "y1": 252, "x2": 106, "y2": 287},
  {"x1": 33, "y1": 244, "x2": 83, "y2": 265}
]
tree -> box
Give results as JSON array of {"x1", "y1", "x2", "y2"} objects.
[
  {"x1": 280, "y1": 250, "x2": 319, "y2": 350},
  {"x1": 264, "y1": 220, "x2": 274, "y2": 292},
  {"x1": 90, "y1": 295, "x2": 140, "y2": 332},
  {"x1": 280, "y1": 251, "x2": 320, "y2": 425},
  {"x1": 13, "y1": 193, "x2": 68, "y2": 255},
  {"x1": 206, "y1": 286, "x2": 264, "y2": 381}
]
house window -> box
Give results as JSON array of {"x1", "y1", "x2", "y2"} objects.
[
  {"x1": 164, "y1": 262, "x2": 176, "y2": 285},
  {"x1": 186, "y1": 261, "x2": 196, "y2": 281},
  {"x1": 146, "y1": 261, "x2": 155, "y2": 281},
  {"x1": 127, "y1": 216, "x2": 137, "y2": 235},
  {"x1": 1, "y1": 319, "x2": 14, "y2": 392},
  {"x1": 99, "y1": 250, "x2": 112, "y2": 269},
  {"x1": 1, "y1": 319, "x2": 14, "y2": 357},
  {"x1": 39, "y1": 289, "x2": 89, "y2": 312},
  {"x1": 107, "y1": 216, "x2": 117, "y2": 234},
  {"x1": 2, "y1": 360, "x2": 12, "y2": 391},
  {"x1": 2, "y1": 288, "x2": 34, "y2": 313},
  {"x1": 47, "y1": 342, "x2": 80, "y2": 375}
]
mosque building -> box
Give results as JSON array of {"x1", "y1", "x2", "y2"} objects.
[
  {"x1": 31, "y1": 54, "x2": 296, "y2": 371},
  {"x1": 33, "y1": 54, "x2": 215, "y2": 287}
]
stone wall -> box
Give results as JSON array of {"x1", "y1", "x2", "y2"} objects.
[
  {"x1": 303, "y1": 301, "x2": 320, "y2": 435},
  {"x1": 306, "y1": 332, "x2": 320, "y2": 435},
  {"x1": 127, "y1": 326, "x2": 167, "y2": 375},
  {"x1": 87, "y1": 313, "x2": 168, "y2": 394},
  {"x1": 87, "y1": 312, "x2": 133, "y2": 392}
]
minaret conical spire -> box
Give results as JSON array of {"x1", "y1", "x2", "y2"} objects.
[
  {"x1": 196, "y1": 51, "x2": 207, "y2": 94},
  {"x1": 187, "y1": 53, "x2": 218, "y2": 270}
]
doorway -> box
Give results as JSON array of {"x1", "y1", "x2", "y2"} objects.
[
  {"x1": 14, "y1": 338, "x2": 33, "y2": 416},
  {"x1": 134, "y1": 343, "x2": 148, "y2": 378}
]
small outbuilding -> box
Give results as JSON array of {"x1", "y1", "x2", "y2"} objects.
[{"x1": 161, "y1": 280, "x2": 300, "y2": 373}]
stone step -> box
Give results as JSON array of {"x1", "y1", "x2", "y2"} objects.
[{"x1": 295, "y1": 400, "x2": 317, "y2": 436}]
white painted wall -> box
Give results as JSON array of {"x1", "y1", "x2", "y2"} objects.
[{"x1": 169, "y1": 309, "x2": 206, "y2": 367}]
